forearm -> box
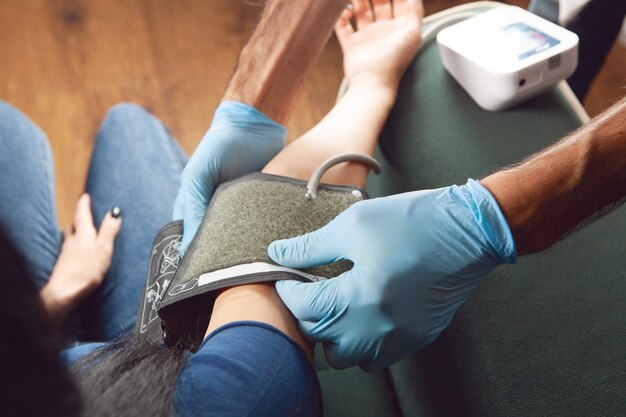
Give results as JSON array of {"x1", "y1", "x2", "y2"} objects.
[
  {"x1": 223, "y1": 0, "x2": 347, "y2": 124},
  {"x1": 482, "y1": 96, "x2": 626, "y2": 255},
  {"x1": 262, "y1": 79, "x2": 396, "y2": 186},
  {"x1": 301, "y1": 80, "x2": 396, "y2": 156}
]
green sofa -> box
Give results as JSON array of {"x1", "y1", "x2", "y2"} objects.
[{"x1": 316, "y1": 3, "x2": 626, "y2": 416}]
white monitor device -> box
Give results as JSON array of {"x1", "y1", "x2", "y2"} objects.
[{"x1": 437, "y1": 6, "x2": 579, "y2": 111}]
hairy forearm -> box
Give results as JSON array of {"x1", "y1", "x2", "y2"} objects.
[
  {"x1": 223, "y1": 0, "x2": 347, "y2": 124},
  {"x1": 482, "y1": 96, "x2": 626, "y2": 255}
]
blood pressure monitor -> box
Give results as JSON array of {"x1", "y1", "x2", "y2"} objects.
[{"x1": 436, "y1": 6, "x2": 579, "y2": 111}]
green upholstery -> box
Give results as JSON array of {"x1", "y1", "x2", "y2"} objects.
[
  {"x1": 316, "y1": 347, "x2": 403, "y2": 417},
  {"x1": 317, "y1": 2, "x2": 626, "y2": 416}
]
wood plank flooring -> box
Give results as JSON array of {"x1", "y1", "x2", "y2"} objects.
[{"x1": 0, "y1": 0, "x2": 623, "y2": 225}]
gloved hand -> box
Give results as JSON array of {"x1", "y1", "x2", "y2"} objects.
[
  {"x1": 174, "y1": 101, "x2": 287, "y2": 254},
  {"x1": 269, "y1": 179, "x2": 516, "y2": 372}
]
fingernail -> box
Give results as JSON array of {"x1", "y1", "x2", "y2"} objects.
[{"x1": 111, "y1": 206, "x2": 121, "y2": 219}]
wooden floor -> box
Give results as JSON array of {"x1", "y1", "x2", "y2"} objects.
[{"x1": 0, "y1": 0, "x2": 623, "y2": 225}]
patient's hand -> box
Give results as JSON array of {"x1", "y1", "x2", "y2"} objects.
[
  {"x1": 336, "y1": 0, "x2": 424, "y2": 90},
  {"x1": 40, "y1": 194, "x2": 121, "y2": 326}
]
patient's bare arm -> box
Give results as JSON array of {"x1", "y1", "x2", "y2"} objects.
[{"x1": 263, "y1": 0, "x2": 424, "y2": 186}]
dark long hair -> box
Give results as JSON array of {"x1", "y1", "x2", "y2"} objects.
[
  {"x1": 0, "y1": 225, "x2": 81, "y2": 417},
  {"x1": 0, "y1": 223, "x2": 188, "y2": 417},
  {"x1": 70, "y1": 334, "x2": 188, "y2": 417}
]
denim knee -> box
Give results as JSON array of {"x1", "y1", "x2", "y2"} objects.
[
  {"x1": 96, "y1": 102, "x2": 164, "y2": 146},
  {"x1": 94, "y1": 102, "x2": 187, "y2": 168},
  {"x1": 101, "y1": 102, "x2": 157, "y2": 131},
  {"x1": 104, "y1": 102, "x2": 150, "y2": 121},
  {"x1": 0, "y1": 100, "x2": 52, "y2": 159}
]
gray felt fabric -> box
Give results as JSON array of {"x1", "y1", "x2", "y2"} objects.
[
  {"x1": 175, "y1": 172, "x2": 362, "y2": 284},
  {"x1": 156, "y1": 172, "x2": 367, "y2": 349}
]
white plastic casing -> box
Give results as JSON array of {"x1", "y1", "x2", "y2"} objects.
[{"x1": 437, "y1": 6, "x2": 579, "y2": 111}]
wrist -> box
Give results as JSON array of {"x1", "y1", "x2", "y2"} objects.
[
  {"x1": 213, "y1": 101, "x2": 288, "y2": 137},
  {"x1": 39, "y1": 280, "x2": 74, "y2": 326},
  {"x1": 459, "y1": 179, "x2": 517, "y2": 264},
  {"x1": 345, "y1": 74, "x2": 398, "y2": 107}
]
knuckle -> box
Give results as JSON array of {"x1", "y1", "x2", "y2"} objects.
[
  {"x1": 286, "y1": 233, "x2": 317, "y2": 262},
  {"x1": 326, "y1": 347, "x2": 353, "y2": 370},
  {"x1": 358, "y1": 284, "x2": 386, "y2": 313},
  {"x1": 301, "y1": 232, "x2": 321, "y2": 254},
  {"x1": 344, "y1": 201, "x2": 372, "y2": 226},
  {"x1": 352, "y1": 271, "x2": 394, "y2": 315}
]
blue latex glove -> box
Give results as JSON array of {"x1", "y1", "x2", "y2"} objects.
[
  {"x1": 268, "y1": 179, "x2": 516, "y2": 372},
  {"x1": 174, "y1": 101, "x2": 287, "y2": 254}
]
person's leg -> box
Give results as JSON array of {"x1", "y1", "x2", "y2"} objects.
[
  {"x1": 80, "y1": 103, "x2": 187, "y2": 341},
  {"x1": 0, "y1": 100, "x2": 61, "y2": 289}
]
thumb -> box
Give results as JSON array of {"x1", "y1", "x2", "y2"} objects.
[
  {"x1": 297, "y1": 321, "x2": 361, "y2": 370},
  {"x1": 276, "y1": 276, "x2": 346, "y2": 323},
  {"x1": 178, "y1": 193, "x2": 210, "y2": 256},
  {"x1": 324, "y1": 342, "x2": 360, "y2": 370},
  {"x1": 277, "y1": 272, "x2": 361, "y2": 370},
  {"x1": 172, "y1": 188, "x2": 185, "y2": 222},
  {"x1": 97, "y1": 209, "x2": 122, "y2": 245},
  {"x1": 173, "y1": 167, "x2": 216, "y2": 255},
  {"x1": 268, "y1": 225, "x2": 343, "y2": 269}
]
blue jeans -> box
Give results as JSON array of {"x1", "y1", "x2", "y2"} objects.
[{"x1": 0, "y1": 101, "x2": 187, "y2": 341}]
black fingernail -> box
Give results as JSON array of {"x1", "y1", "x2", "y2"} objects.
[{"x1": 111, "y1": 207, "x2": 121, "y2": 218}]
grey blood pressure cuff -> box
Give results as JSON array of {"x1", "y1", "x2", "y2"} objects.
[{"x1": 135, "y1": 172, "x2": 369, "y2": 351}]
